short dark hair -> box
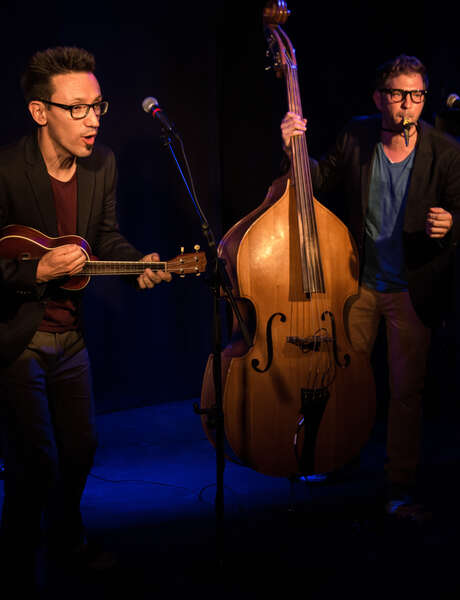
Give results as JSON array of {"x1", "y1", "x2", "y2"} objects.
[
  {"x1": 21, "y1": 46, "x2": 96, "y2": 103},
  {"x1": 375, "y1": 54, "x2": 428, "y2": 90}
]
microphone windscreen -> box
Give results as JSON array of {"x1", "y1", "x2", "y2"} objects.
[
  {"x1": 446, "y1": 94, "x2": 460, "y2": 109},
  {"x1": 142, "y1": 97, "x2": 159, "y2": 113}
]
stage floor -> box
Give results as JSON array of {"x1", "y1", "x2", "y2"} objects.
[{"x1": 1, "y1": 398, "x2": 460, "y2": 599}]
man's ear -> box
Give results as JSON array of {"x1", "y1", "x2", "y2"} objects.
[
  {"x1": 28, "y1": 101, "x2": 48, "y2": 126},
  {"x1": 373, "y1": 90, "x2": 382, "y2": 111}
]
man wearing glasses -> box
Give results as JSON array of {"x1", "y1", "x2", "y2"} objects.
[
  {"x1": 281, "y1": 54, "x2": 460, "y2": 521},
  {"x1": 0, "y1": 46, "x2": 170, "y2": 587}
]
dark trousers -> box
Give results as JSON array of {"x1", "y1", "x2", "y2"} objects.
[{"x1": 0, "y1": 330, "x2": 97, "y2": 555}]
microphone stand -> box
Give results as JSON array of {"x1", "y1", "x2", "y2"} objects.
[{"x1": 159, "y1": 128, "x2": 251, "y2": 568}]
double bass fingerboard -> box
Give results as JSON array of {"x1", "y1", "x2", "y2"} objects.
[{"x1": 271, "y1": 25, "x2": 325, "y2": 295}]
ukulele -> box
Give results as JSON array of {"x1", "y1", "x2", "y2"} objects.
[{"x1": 0, "y1": 224, "x2": 206, "y2": 290}]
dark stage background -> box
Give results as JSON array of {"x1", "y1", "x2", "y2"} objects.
[{"x1": 1, "y1": 1, "x2": 460, "y2": 415}]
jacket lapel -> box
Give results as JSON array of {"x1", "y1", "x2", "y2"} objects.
[
  {"x1": 404, "y1": 122, "x2": 430, "y2": 229},
  {"x1": 76, "y1": 156, "x2": 95, "y2": 238},
  {"x1": 24, "y1": 134, "x2": 58, "y2": 236},
  {"x1": 360, "y1": 116, "x2": 381, "y2": 216}
]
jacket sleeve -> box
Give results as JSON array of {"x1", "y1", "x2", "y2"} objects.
[
  {"x1": 442, "y1": 147, "x2": 460, "y2": 248},
  {"x1": 310, "y1": 126, "x2": 350, "y2": 197},
  {"x1": 0, "y1": 169, "x2": 43, "y2": 297}
]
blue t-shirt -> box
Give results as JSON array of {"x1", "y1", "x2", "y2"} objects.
[{"x1": 361, "y1": 143, "x2": 415, "y2": 292}]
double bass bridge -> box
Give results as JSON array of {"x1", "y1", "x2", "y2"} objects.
[
  {"x1": 286, "y1": 333, "x2": 333, "y2": 353},
  {"x1": 286, "y1": 311, "x2": 351, "y2": 369}
]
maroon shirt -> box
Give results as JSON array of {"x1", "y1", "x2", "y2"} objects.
[{"x1": 38, "y1": 172, "x2": 80, "y2": 332}]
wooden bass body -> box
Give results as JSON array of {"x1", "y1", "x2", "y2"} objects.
[{"x1": 201, "y1": 179, "x2": 375, "y2": 478}]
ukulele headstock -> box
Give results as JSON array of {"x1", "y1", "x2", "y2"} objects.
[{"x1": 168, "y1": 246, "x2": 207, "y2": 277}]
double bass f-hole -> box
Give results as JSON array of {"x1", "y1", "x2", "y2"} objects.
[
  {"x1": 251, "y1": 312, "x2": 286, "y2": 373},
  {"x1": 321, "y1": 310, "x2": 351, "y2": 369}
]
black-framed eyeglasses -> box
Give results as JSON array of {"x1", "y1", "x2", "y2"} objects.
[
  {"x1": 379, "y1": 88, "x2": 427, "y2": 103},
  {"x1": 36, "y1": 99, "x2": 109, "y2": 119}
]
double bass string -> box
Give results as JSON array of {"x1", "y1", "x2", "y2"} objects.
[
  {"x1": 285, "y1": 64, "x2": 313, "y2": 387},
  {"x1": 285, "y1": 61, "x2": 334, "y2": 390},
  {"x1": 286, "y1": 61, "x2": 321, "y2": 389}
]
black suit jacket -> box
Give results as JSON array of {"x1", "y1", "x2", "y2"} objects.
[
  {"x1": 0, "y1": 132, "x2": 142, "y2": 366},
  {"x1": 310, "y1": 116, "x2": 460, "y2": 327}
]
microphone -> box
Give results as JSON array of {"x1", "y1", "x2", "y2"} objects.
[
  {"x1": 142, "y1": 97, "x2": 176, "y2": 135},
  {"x1": 446, "y1": 93, "x2": 460, "y2": 109}
]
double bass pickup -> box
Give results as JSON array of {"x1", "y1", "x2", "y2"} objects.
[{"x1": 286, "y1": 334, "x2": 333, "y2": 353}]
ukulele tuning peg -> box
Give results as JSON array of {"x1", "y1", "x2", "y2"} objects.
[
  {"x1": 193, "y1": 245, "x2": 201, "y2": 276},
  {"x1": 179, "y1": 248, "x2": 185, "y2": 278}
]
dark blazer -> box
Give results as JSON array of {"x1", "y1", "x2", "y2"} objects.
[
  {"x1": 0, "y1": 132, "x2": 142, "y2": 366},
  {"x1": 310, "y1": 116, "x2": 460, "y2": 327}
]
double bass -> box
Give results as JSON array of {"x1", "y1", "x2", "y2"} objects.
[{"x1": 201, "y1": 1, "x2": 375, "y2": 478}]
